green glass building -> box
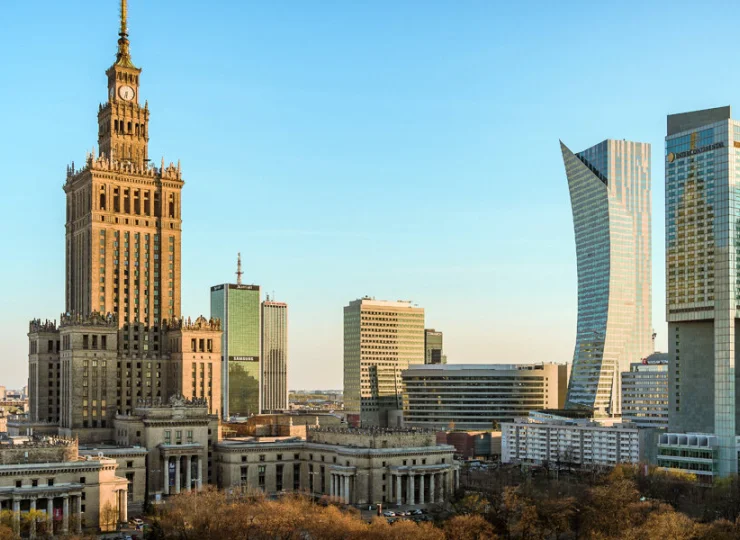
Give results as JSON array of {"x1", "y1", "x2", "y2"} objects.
[{"x1": 210, "y1": 283, "x2": 261, "y2": 418}]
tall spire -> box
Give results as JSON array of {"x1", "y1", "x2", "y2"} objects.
[
  {"x1": 236, "y1": 253, "x2": 243, "y2": 285},
  {"x1": 115, "y1": 0, "x2": 135, "y2": 68},
  {"x1": 120, "y1": 0, "x2": 128, "y2": 36}
]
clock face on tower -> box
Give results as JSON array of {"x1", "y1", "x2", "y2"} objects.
[{"x1": 118, "y1": 85, "x2": 135, "y2": 101}]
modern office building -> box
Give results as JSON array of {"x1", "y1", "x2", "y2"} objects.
[
  {"x1": 621, "y1": 353, "x2": 668, "y2": 428},
  {"x1": 26, "y1": 1, "x2": 222, "y2": 443},
  {"x1": 402, "y1": 363, "x2": 568, "y2": 430},
  {"x1": 664, "y1": 105, "x2": 740, "y2": 477},
  {"x1": 261, "y1": 298, "x2": 288, "y2": 413},
  {"x1": 424, "y1": 329, "x2": 446, "y2": 364},
  {"x1": 343, "y1": 298, "x2": 425, "y2": 427},
  {"x1": 501, "y1": 411, "x2": 654, "y2": 468},
  {"x1": 560, "y1": 139, "x2": 653, "y2": 416},
  {"x1": 211, "y1": 258, "x2": 261, "y2": 419}
]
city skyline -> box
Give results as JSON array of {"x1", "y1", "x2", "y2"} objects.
[{"x1": 8, "y1": 1, "x2": 740, "y2": 389}]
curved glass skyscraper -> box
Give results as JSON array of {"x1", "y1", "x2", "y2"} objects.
[{"x1": 560, "y1": 139, "x2": 652, "y2": 416}]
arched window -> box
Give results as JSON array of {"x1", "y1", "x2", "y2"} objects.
[{"x1": 100, "y1": 186, "x2": 106, "y2": 211}]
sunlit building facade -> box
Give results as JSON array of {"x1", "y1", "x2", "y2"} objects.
[
  {"x1": 343, "y1": 298, "x2": 425, "y2": 427},
  {"x1": 560, "y1": 139, "x2": 653, "y2": 416},
  {"x1": 665, "y1": 106, "x2": 740, "y2": 477},
  {"x1": 211, "y1": 283, "x2": 261, "y2": 418}
]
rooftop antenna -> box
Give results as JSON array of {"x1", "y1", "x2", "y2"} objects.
[{"x1": 236, "y1": 252, "x2": 243, "y2": 285}]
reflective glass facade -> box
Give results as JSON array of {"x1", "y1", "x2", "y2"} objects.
[
  {"x1": 560, "y1": 139, "x2": 652, "y2": 416},
  {"x1": 665, "y1": 106, "x2": 740, "y2": 476},
  {"x1": 210, "y1": 283, "x2": 261, "y2": 418}
]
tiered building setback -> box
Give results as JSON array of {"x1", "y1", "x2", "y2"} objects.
[{"x1": 27, "y1": 0, "x2": 222, "y2": 444}]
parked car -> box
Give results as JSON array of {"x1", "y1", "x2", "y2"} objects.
[
  {"x1": 383, "y1": 511, "x2": 395, "y2": 517},
  {"x1": 412, "y1": 509, "x2": 423, "y2": 515}
]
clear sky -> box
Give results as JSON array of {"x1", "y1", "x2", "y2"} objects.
[{"x1": 1, "y1": 0, "x2": 738, "y2": 390}]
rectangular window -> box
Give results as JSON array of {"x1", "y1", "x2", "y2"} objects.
[
  {"x1": 276, "y1": 464, "x2": 284, "y2": 492},
  {"x1": 258, "y1": 466, "x2": 266, "y2": 489},
  {"x1": 164, "y1": 430, "x2": 171, "y2": 444},
  {"x1": 293, "y1": 464, "x2": 301, "y2": 489}
]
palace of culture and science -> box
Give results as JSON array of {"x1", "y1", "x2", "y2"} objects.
[
  {"x1": 10, "y1": 4, "x2": 459, "y2": 526},
  {"x1": 27, "y1": 0, "x2": 222, "y2": 444}
]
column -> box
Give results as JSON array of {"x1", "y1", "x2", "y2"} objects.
[
  {"x1": 46, "y1": 498, "x2": 53, "y2": 535},
  {"x1": 75, "y1": 495, "x2": 82, "y2": 533},
  {"x1": 11, "y1": 498, "x2": 19, "y2": 536},
  {"x1": 329, "y1": 474, "x2": 334, "y2": 497},
  {"x1": 29, "y1": 498, "x2": 36, "y2": 539},
  {"x1": 395, "y1": 474, "x2": 402, "y2": 506},
  {"x1": 185, "y1": 456, "x2": 192, "y2": 492},
  {"x1": 120, "y1": 490, "x2": 128, "y2": 524},
  {"x1": 408, "y1": 474, "x2": 415, "y2": 506},
  {"x1": 455, "y1": 469, "x2": 460, "y2": 489},
  {"x1": 175, "y1": 457, "x2": 181, "y2": 494},
  {"x1": 342, "y1": 475, "x2": 349, "y2": 504},
  {"x1": 61, "y1": 495, "x2": 69, "y2": 534},
  {"x1": 163, "y1": 458, "x2": 170, "y2": 495},
  {"x1": 419, "y1": 474, "x2": 425, "y2": 505},
  {"x1": 429, "y1": 473, "x2": 436, "y2": 504},
  {"x1": 197, "y1": 456, "x2": 203, "y2": 490}
]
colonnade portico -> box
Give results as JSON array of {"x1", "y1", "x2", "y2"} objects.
[
  {"x1": 0, "y1": 488, "x2": 84, "y2": 537},
  {"x1": 329, "y1": 465, "x2": 355, "y2": 504},
  {"x1": 389, "y1": 466, "x2": 457, "y2": 506},
  {"x1": 161, "y1": 446, "x2": 204, "y2": 496}
]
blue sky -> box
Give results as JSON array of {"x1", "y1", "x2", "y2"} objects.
[{"x1": 0, "y1": 0, "x2": 737, "y2": 390}]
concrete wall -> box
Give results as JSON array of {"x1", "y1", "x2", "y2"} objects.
[
  {"x1": 0, "y1": 441, "x2": 78, "y2": 464},
  {"x1": 669, "y1": 321, "x2": 714, "y2": 433},
  {"x1": 308, "y1": 429, "x2": 436, "y2": 449}
]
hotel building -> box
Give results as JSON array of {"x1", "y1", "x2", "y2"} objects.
[{"x1": 664, "y1": 106, "x2": 740, "y2": 477}]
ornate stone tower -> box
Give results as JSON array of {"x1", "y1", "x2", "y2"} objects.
[{"x1": 64, "y1": 0, "x2": 183, "y2": 326}]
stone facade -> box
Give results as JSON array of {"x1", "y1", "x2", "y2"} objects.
[
  {"x1": 215, "y1": 427, "x2": 459, "y2": 506},
  {"x1": 79, "y1": 446, "x2": 147, "y2": 511},
  {"x1": 113, "y1": 400, "x2": 219, "y2": 500},
  {"x1": 28, "y1": 314, "x2": 222, "y2": 444},
  {"x1": 0, "y1": 437, "x2": 128, "y2": 536},
  {"x1": 27, "y1": 2, "x2": 222, "y2": 445}
]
